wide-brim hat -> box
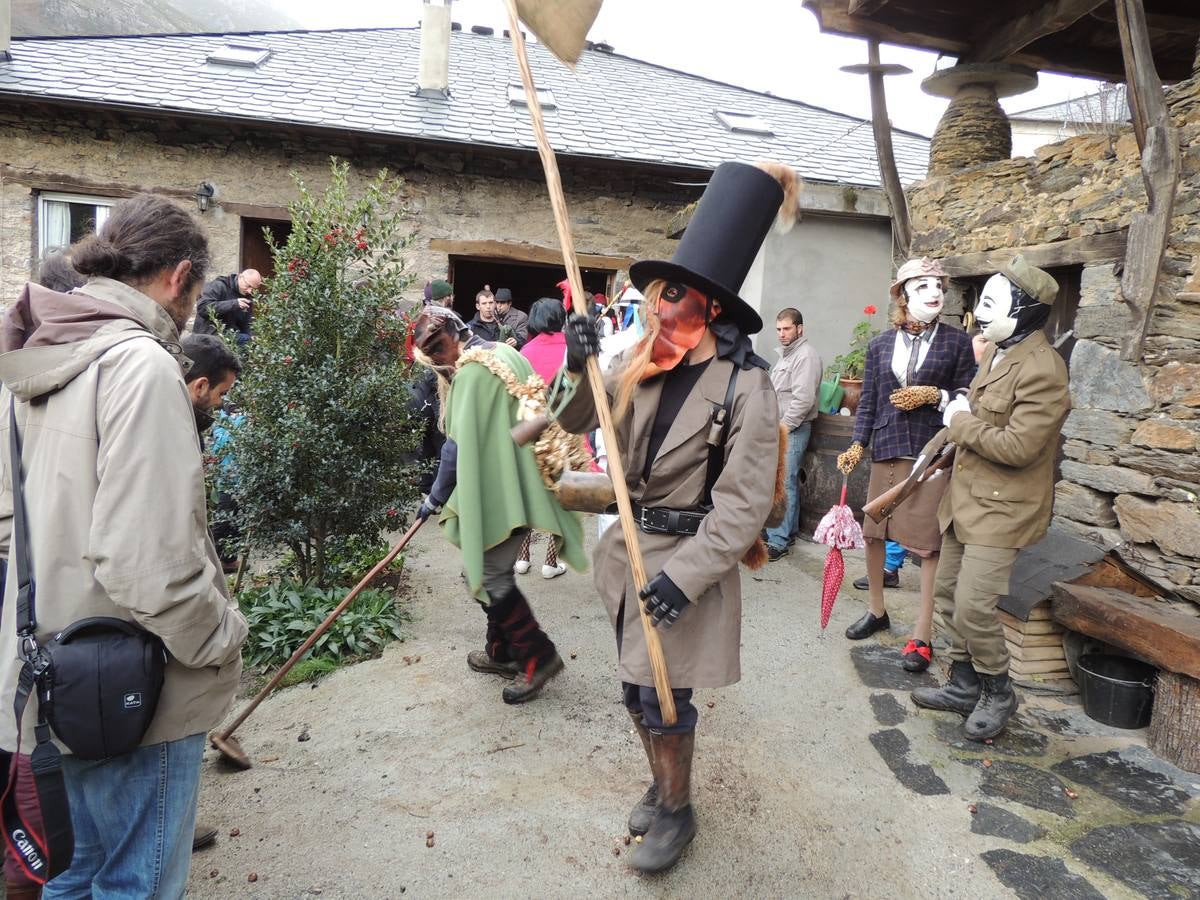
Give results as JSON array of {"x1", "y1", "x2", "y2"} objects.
[
  {"x1": 889, "y1": 257, "x2": 948, "y2": 300},
  {"x1": 630, "y1": 161, "x2": 788, "y2": 335},
  {"x1": 1001, "y1": 254, "x2": 1058, "y2": 305}
]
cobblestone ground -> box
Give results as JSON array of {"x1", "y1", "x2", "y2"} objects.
[{"x1": 187, "y1": 525, "x2": 1200, "y2": 899}]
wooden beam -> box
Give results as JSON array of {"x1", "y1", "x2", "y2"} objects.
[
  {"x1": 967, "y1": 0, "x2": 1106, "y2": 63},
  {"x1": 1115, "y1": 0, "x2": 1180, "y2": 362},
  {"x1": 847, "y1": 0, "x2": 889, "y2": 14},
  {"x1": 428, "y1": 238, "x2": 633, "y2": 271},
  {"x1": 219, "y1": 201, "x2": 292, "y2": 220},
  {"x1": 937, "y1": 230, "x2": 1128, "y2": 278},
  {"x1": 1051, "y1": 583, "x2": 1200, "y2": 680},
  {"x1": 865, "y1": 39, "x2": 911, "y2": 256}
]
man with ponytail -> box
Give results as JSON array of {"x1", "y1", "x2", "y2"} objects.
[
  {"x1": 552, "y1": 161, "x2": 793, "y2": 873},
  {"x1": 0, "y1": 194, "x2": 247, "y2": 897}
]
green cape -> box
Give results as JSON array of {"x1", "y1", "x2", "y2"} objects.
[{"x1": 441, "y1": 343, "x2": 587, "y2": 600}]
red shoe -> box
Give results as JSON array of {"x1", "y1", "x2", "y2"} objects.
[{"x1": 902, "y1": 639, "x2": 932, "y2": 673}]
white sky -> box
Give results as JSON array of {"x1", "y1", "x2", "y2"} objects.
[{"x1": 284, "y1": 0, "x2": 1104, "y2": 136}]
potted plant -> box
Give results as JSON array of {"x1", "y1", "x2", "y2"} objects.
[{"x1": 826, "y1": 305, "x2": 879, "y2": 414}]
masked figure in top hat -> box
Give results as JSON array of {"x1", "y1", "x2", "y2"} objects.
[
  {"x1": 836, "y1": 258, "x2": 976, "y2": 672},
  {"x1": 551, "y1": 161, "x2": 794, "y2": 873},
  {"x1": 411, "y1": 307, "x2": 587, "y2": 704},
  {"x1": 911, "y1": 256, "x2": 1069, "y2": 740}
]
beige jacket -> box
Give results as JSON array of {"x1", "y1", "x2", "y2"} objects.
[
  {"x1": 939, "y1": 330, "x2": 1070, "y2": 549},
  {"x1": 0, "y1": 277, "x2": 247, "y2": 753},
  {"x1": 557, "y1": 353, "x2": 779, "y2": 688},
  {"x1": 770, "y1": 336, "x2": 823, "y2": 431}
]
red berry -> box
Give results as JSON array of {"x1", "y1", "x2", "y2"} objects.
[{"x1": 283, "y1": 356, "x2": 293, "y2": 365}]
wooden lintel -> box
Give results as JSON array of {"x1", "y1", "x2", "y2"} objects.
[
  {"x1": 428, "y1": 239, "x2": 633, "y2": 271},
  {"x1": 865, "y1": 39, "x2": 911, "y2": 256},
  {"x1": 0, "y1": 164, "x2": 191, "y2": 201},
  {"x1": 1051, "y1": 583, "x2": 1200, "y2": 680},
  {"x1": 220, "y1": 201, "x2": 292, "y2": 220},
  {"x1": 938, "y1": 230, "x2": 1128, "y2": 278},
  {"x1": 847, "y1": 0, "x2": 889, "y2": 14},
  {"x1": 967, "y1": 0, "x2": 1106, "y2": 63}
]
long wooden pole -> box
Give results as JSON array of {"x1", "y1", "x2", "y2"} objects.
[
  {"x1": 866, "y1": 39, "x2": 911, "y2": 256},
  {"x1": 503, "y1": 0, "x2": 676, "y2": 724}
]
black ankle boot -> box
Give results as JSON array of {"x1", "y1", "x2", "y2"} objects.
[
  {"x1": 491, "y1": 588, "x2": 562, "y2": 703},
  {"x1": 911, "y1": 660, "x2": 981, "y2": 716},
  {"x1": 467, "y1": 611, "x2": 521, "y2": 677},
  {"x1": 965, "y1": 672, "x2": 1018, "y2": 741},
  {"x1": 627, "y1": 711, "x2": 658, "y2": 836},
  {"x1": 629, "y1": 731, "x2": 696, "y2": 873},
  {"x1": 844, "y1": 611, "x2": 890, "y2": 640}
]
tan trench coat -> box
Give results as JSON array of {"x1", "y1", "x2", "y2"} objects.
[
  {"x1": 939, "y1": 330, "x2": 1070, "y2": 549},
  {"x1": 557, "y1": 353, "x2": 779, "y2": 688}
]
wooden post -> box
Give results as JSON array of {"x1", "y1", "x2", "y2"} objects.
[
  {"x1": 1114, "y1": 0, "x2": 1180, "y2": 362},
  {"x1": 1148, "y1": 671, "x2": 1200, "y2": 774},
  {"x1": 503, "y1": 0, "x2": 676, "y2": 724}
]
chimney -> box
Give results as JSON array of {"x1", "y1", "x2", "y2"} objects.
[
  {"x1": 1, "y1": 0, "x2": 11, "y2": 62},
  {"x1": 416, "y1": 0, "x2": 451, "y2": 98}
]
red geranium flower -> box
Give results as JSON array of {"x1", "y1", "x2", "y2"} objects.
[{"x1": 864, "y1": 305, "x2": 878, "y2": 315}]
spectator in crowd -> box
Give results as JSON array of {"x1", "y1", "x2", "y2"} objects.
[
  {"x1": 494, "y1": 288, "x2": 528, "y2": 346},
  {"x1": 35, "y1": 248, "x2": 86, "y2": 294},
  {"x1": 764, "y1": 307, "x2": 823, "y2": 561},
  {"x1": 854, "y1": 540, "x2": 907, "y2": 590},
  {"x1": 429, "y1": 279, "x2": 454, "y2": 308},
  {"x1": 408, "y1": 365, "x2": 445, "y2": 495},
  {"x1": 0, "y1": 193, "x2": 248, "y2": 897},
  {"x1": 468, "y1": 289, "x2": 502, "y2": 342},
  {"x1": 192, "y1": 268, "x2": 261, "y2": 344}
]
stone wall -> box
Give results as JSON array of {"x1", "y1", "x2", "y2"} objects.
[{"x1": 907, "y1": 70, "x2": 1200, "y2": 605}]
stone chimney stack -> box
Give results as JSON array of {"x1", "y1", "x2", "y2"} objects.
[
  {"x1": 417, "y1": 0, "x2": 451, "y2": 98},
  {"x1": 1, "y1": 0, "x2": 12, "y2": 62}
]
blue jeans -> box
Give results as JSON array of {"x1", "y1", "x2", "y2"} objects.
[
  {"x1": 44, "y1": 733, "x2": 205, "y2": 900},
  {"x1": 885, "y1": 540, "x2": 907, "y2": 573},
  {"x1": 765, "y1": 422, "x2": 812, "y2": 550}
]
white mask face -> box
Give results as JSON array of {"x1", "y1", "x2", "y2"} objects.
[
  {"x1": 904, "y1": 276, "x2": 944, "y2": 324},
  {"x1": 976, "y1": 274, "x2": 1017, "y2": 343}
]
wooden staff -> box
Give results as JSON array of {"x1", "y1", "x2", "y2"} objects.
[{"x1": 503, "y1": 0, "x2": 676, "y2": 724}]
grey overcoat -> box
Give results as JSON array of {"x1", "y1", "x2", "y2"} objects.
[{"x1": 556, "y1": 352, "x2": 779, "y2": 688}]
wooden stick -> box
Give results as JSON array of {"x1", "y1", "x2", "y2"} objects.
[
  {"x1": 866, "y1": 39, "x2": 911, "y2": 256},
  {"x1": 503, "y1": 0, "x2": 676, "y2": 724}
]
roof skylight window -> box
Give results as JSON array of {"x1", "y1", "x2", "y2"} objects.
[
  {"x1": 206, "y1": 45, "x2": 272, "y2": 68},
  {"x1": 508, "y1": 84, "x2": 556, "y2": 110},
  {"x1": 715, "y1": 110, "x2": 774, "y2": 136}
]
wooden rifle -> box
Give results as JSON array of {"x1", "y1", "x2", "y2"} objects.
[{"x1": 862, "y1": 432, "x2": 956, "y2": 524}]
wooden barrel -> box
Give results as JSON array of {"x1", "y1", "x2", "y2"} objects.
[{"x1": 798, "y1": 413, "x2": 870, "y2": 536}]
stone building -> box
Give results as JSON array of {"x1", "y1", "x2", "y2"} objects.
[{"x1": 0, "y1": 23, "x2": 929, "y2": 362}]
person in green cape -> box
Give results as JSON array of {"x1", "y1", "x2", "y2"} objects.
[{"x1": 411, "y1": 307, "x2": 586, "y2": 703}]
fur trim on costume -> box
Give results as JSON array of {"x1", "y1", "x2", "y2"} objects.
[
  {"x1": 742, "y1": 423, "x2": 790, "y2": 570},
  {"x1": 755, "y1": 161, "x2": 802, "y2": 233}
]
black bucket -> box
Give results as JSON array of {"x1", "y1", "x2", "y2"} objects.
[{"x1": 1076, "y1": 653, "x2": 1156, "y2": 729}]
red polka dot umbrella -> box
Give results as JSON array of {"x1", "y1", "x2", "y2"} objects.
[{"x1": 812, "y1": 476, "x2": 865, "y2": 630}]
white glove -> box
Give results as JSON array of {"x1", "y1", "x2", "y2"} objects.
[{"x1": 942, "y1": 394, "x2": 972, "y2": 428}]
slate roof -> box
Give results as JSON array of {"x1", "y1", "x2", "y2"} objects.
[{"x1": 0, "y1": 28, "x2": 929, "y2": 188}]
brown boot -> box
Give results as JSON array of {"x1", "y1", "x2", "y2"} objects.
[
  {"x1": 629, "y1": 730, "x2": 696, "y2": 873},
  {"x1": 627, "y1": 711, "x2": 658, "y2": 836},
  {"x1": 5, "y1": 882, "x2": 42, "y2": 899}
]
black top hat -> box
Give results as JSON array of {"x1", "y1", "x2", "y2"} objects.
[{"x1": 630, "y1": 161, "x2": 782, "y2": 335}]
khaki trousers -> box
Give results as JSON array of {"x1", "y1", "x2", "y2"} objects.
[{"x1": 933, "y1": 525, "x2": 1020, "y2": 676}]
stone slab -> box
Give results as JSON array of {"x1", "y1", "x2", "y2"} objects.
[
  {"x1": 1053, "y1": 482, "x2": 1118, "y2": 527},
  {"x1": 981, "y1": 850, "x2": 1105, "y2": 900},
  {"x1": 1069, "y1": 339, "x2": 1152, "y2": 413},
  {"x1": 1050, "y1": 748, "x2": 1197, "y2": 816},
  {"x1": 868, "y1": 692, "x2": 907, "y2": 726},
  {"x1": 1071, "y1": 821, "x2": 1200, "y2": 900},
  {"x1": 967, "y1": 759, "x2": 1077, "y2": 818},
  {"x1": 849, "y1": 644, "x2": 936, "y2": 691},
  {"x1": 1060, "y1": 461, "x2": 1159, "y2": 497},
  {"x1": 1132, "y1": 418, "x2": 1198, "y2": 451},
  {"x1": 1060, "y1": 408, "x2": 1133, "y2": 447},
  {"x1": 1114, "y1": 494, "x2": 1200, "y2": 559},
  {"x1": 970, "y1": 802, "x2": 1046, "y2": 844},
  {"x1": 868, "y1": 728, "x2": 950, "y2": 797},
  {"x1": 935, "y1": 718, "x2": 1049, "y2": 757}
]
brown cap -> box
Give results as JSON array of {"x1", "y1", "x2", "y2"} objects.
[
  {"x1": 889, "y1": 257, "x2": 948, "y2": 299},
  {"x1": 1000, "y1": 254, "x2": 1058, "y2": 305}
]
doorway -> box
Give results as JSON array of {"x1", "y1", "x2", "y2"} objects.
[
  {"x1": 240, "y1": 217, "x2": 293, "y2": 280},
  {"x1": 446, "y1": 256, "x2": 614, "y2": 322}
]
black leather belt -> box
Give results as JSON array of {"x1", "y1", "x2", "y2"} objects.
[{"x1": 631, "y1": 503, "x2": 708, "y2": 536}]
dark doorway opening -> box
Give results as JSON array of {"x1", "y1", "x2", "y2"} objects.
[
  {"x1": 446, "y1": 256, "x2": 614, "y2": 322},
  {"x1": 240, "y1": 217, "x2": 293, "y2": 280}
]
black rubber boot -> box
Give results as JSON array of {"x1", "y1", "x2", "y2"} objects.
[
  {"x1": 492, "y1": 588, "x2": 563, "y2": 704},
  {"x1": 467, "y1": 608, "x2": 520, "y2": 678},
  {"x1": 627, "y1": 711, "x2": 658, "y2": 836},
  {"x1": 911, "y1": 660, "x2": 981, "y2": 716},
  {"x1": 629, "y1": 731, "x2": 696, "y2": 874},
  {"x1": 965, "y1": 672, "x2": 1019, "y2": 741}
]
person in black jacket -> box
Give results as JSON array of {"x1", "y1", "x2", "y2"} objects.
[
  {"x1": 193, "y1": 269, "x2": 261, "y2": 344},
  {"x1": 467, "y1": 289, "x2": 503, "y2": 343}
]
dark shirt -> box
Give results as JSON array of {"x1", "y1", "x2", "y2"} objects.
[
  {"x1": 468, "y1": 315, "x2": 501, "y2": 343},
  {"x1": 194, "y1": 274, "x2": 252, "y2": 337},
  {"x1": 498, "y1": 307, "x2": 529, "y2": 346},
  {"x1": 642, "y1": 357, "x2": 712, "y2": 483}
]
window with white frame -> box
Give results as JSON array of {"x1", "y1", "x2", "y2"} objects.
[{"x1": 37, "y1": 192, "x2": 116, "y2": 258}]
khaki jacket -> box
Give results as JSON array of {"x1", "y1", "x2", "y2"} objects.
[
  {"x1": 0, "y1": 277, "x2": 247, "y2": 753},
  {"x1": 939, "y1": 330, "x2": 1069, "y2": 549},
  {"x1": 557, "y1": 353, "x2": 779, "y2": 688},
  {"x1": 770, "y1": 336, "x2": 823, "y2": 431}
]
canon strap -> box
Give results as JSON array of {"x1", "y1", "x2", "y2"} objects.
[{"x1": 1, "y1": 400, "x2": 74, "y2": 883}]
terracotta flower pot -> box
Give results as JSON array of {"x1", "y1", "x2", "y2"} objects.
[{"x1": 838, "y1": 377, "x2": 864, "y2": 414}]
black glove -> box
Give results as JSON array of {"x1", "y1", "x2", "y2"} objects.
[
  {"x1": 416, "y1": 497, "x2": 441, "y2": 522},
  {"x1": 564, "y1": 313, "x2": 601, "y2": 373},
  {"x1": 639, "y1": 572, "x2": 690, "y2": 629}
]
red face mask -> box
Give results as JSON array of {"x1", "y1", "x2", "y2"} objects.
[{"x1": 643, "y1": 282, "x2": 719, "y2": 380}]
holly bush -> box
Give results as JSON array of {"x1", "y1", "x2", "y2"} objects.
[{"x1": 220, "y1": 159, "x2": 423, "y2": 585}]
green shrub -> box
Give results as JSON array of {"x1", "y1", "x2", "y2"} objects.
[{"x1": 240, "y1": 579, "x2": 410, "y2": 670}]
